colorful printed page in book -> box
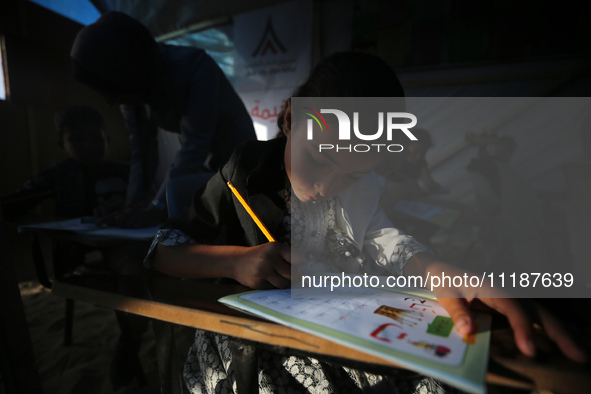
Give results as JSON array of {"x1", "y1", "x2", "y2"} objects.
[{"x1": 220, "y1": 287, "x2": 490, "y2": 394}]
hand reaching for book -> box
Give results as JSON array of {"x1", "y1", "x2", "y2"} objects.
[
  {"x1": 405, "y1": 253, "x2": 588, "y2": 363},
  {"x1": 436, "y1": 290, "x2": 588, "y2": 363}
]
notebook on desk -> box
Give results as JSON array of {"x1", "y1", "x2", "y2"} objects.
[
  {"x1": 220, "y1": 286, "x2": 490, "y2": 394},
  {"x1": 18, "y1": 217, "x2": 160, "y2": 241}
]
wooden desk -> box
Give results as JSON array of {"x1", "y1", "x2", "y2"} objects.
[
  {"x1": 24, "y1": 226, "x2": 150, "y2": 354},
  {"x1": 52, "y1": 274, "x2": 591, "y2": 393},
  {"x1": 25, "y1": 227, "x2": 132, "y2": 288}
]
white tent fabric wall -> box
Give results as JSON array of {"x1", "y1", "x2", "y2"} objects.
[{"x1": 398, "y1": 56, "x2": 591, "y2": 210}]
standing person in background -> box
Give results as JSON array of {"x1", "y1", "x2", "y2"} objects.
[{"x1": 70, "y1": 11, "x2": 257, "y2": 228}]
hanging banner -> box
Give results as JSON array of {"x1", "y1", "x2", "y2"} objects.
[
  {"x1": 233, "y1": 0, "x2": 313, "y2": 139},
  {"x1": 239, "y1": 88, "x2": 292, "y2": 140}
]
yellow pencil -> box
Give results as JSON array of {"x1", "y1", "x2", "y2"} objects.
[{"x1": 227, "y1": 181, "x2": 276, "y2": 242}]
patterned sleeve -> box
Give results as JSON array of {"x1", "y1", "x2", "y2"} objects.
[
  {"x1": 143, "y1": 228, "x2": 196, "y2": 269},
  {"x1": 388, "y1": 236, "x2": 433, "y2": 276},
  {"x1": 364, "y1": 228, "x2": 433, "y2": 277}
]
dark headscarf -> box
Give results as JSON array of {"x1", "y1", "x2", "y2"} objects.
[{"x1": 71, "y1": 11, "x2": 162, "y2": 97}]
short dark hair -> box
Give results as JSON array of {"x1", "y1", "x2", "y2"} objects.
[
  {"x1": 293, "y1": 52, "x2": 403, "y2": 98},
  {"x1": 55, "y1": 105, "x2": 104, "y2": 141},
  {"x1": 277, "y1": 52, "x2": 404, "y2": 133}
]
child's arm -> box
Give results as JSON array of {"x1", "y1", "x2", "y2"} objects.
[
  {"x1": 153, "y1": 241, "x2": 291, "y2": 289},
  {"x1": 404, "y1": 252, "x2": 588, "y2": 363},
  {"x1": 150, "y1": 141, "x2": 292, "y2": 289}
]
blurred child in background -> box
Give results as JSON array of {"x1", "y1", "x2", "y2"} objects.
[{"x1": 1, "y1": 105, "x2": 128, "y2": 221}]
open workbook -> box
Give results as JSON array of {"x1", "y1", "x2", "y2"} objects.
[
  {"x1": 18, "y1": 217, "x2": 160, "y2": 241},
  {"x1": 220, "y1": 287, "x2": 490, "y2": 394}
]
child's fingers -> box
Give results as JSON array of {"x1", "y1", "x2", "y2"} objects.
[
  {"x1": 535, "y1": 304, "x2": 588, "y2": 362},
  {"x1": 440, "y1": 295, "x2": 534, "y2": 357},
  {"x1": 488, "y1": 298, "x2": 536, "y2": 357},
  {"x1": 436, "y1": 297, "x2": 473, "y2": 336},
  {"x1": 274, "y1": 260, "x2": 291, "y2": 280},
  {"x1": 266, "y1": 273, "x2": 290, "y2": 289},
  {"x1": 275, "y1": 243, "x2": 291, "y2": 264},
  {"x1": 254, "y1": 281, "x2": 277, "y2": 290}
]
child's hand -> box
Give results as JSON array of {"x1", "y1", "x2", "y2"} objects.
[
  {"x1": 433, "y1": 271, "x2": 588, "y2": 363},
  {"x1": 234, "y1": 243, "x2": 291, "y2": 289},
  {"x1": 405, "y1": 254, "x2": 588, "y2": 363},
  {"x1": 437, "y1": 295, "x2": 587, "y2": 363}
]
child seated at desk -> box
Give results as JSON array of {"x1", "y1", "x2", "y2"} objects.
[
  {"x1": 1, "y1": 105, "x2": 155, "y2": 389},
  {"x1": 1, "y1": 104, "x2": 130, "y2": 273},
  {"x1": 147, "y1": 53, "x2": 586, "y2": 394},
  {"x1": 1, "y1": 105, "x2": 128, "y2": 221}
]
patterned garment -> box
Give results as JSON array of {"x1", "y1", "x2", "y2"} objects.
[
  {"x1": 184, "y1": 331, "x2": 457, "y2": 394},
  {"x1": 289, "y1": 189, "x2": 430, "y2": 277},
  {"x1": 144, "y1": 228, "x2": 196, "y2": 269}
]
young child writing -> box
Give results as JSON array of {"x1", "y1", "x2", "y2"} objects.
[{"x1": 148, "y1": 52, "x2": 586, "y2": 393}]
